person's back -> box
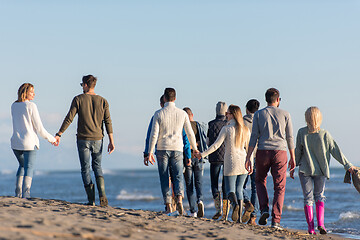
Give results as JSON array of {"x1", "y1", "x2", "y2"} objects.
[
  {"x1": 150, "y1": 102, "x2": 191, "y2": 152},
  {"x1": 208, "y1": 116, "x2": 227, "y2": 162},
  {"x1": 251, "y1": 106, "x2": 293, "y2": 151},
  {"x1": 59, "y1": 93, "x2": 112, "y2": 140}
]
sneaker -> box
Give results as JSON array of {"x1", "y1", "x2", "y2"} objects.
[
  {"x1": 271, "y1": 221, "x2": 283, "y2": 230},
  {"x1": 258, "y1": 211, "x2": 270, "y2": 225},
  {"x1": 197, "y1": 201, "x2": 204, "y2": 218},
  {"x1": 189, "y1": 212, "x2": 197, "y2": 218}
]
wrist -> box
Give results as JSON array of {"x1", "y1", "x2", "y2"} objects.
[
  {"x1": 143, "y1": 152, "x2": 149, "y2": 158},
  {"x1": 56, "y1": 133, "x2": 61, "y2": 138}
]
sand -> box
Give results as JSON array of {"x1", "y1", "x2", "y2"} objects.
[{"x1": 0, "y1": 196, "x2": 354, "y2": 240}]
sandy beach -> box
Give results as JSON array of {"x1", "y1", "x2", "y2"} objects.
[{"x1": 0, "y1": 196, "x2": 354, "y2": 240}]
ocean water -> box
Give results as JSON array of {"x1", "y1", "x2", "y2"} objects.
[{"x1": 0, "y1": 167, "x2": 359, "y2": 239}]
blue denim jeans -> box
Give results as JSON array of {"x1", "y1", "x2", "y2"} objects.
[
  {"x1": 210, "y1": 162, "x2": 226, "y2": 199},
  {"x1": 243, "y1": 161, "x2": 259, "y2": 217},
  {"x1": 224, "y1": 174, "x2": 248, "y2": 200},
  {"x1": 13, "y1": 149, "x2": 37, "y2": 178},
  {"x1": 184, "y1": 158, "x2": 204, "y2": 213},
  {"x1": 77, "y1": 139, "x2": 104, "y2": 186},
  {"x1": 299, "y1": 172, "x2": 326, "y2": 206},
  {"x1": 156, "y1": 150, "x2": 184, "y2": 204}
]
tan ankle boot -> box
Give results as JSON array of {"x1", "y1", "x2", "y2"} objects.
[
  {"x1": 220, "y1": 200, "x2": 230, "y2": 221},
  {"x1": 247, "y1": 215, "x2": 257, "y2": 225}
]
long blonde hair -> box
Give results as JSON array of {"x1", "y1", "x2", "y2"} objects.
[
  {"x1": 16, "y1": 83, "x2": 34, "y2": 102},
  {"x1": 228, "y1": 105, "x2": 249, "y2": 148},
  {"x1": 305, "y1": 106, "x2": 322, "y2": 133}
]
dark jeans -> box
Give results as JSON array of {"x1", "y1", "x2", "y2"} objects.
[
  {"x1": 184, "y1": 158, "x2": 204, "y2": 213},
  {"x1": 77, "y1": 139, "x2": 104, "y2": 186},
  {"x1": 210, "y1": 162, "x2": 226, "y2": 199},
  {"x1": 243, "y1": 160, "x2": 259, "y2": 217},
  {"x1": 256, "y1": 150, "x2": 287, "y2": 223}
]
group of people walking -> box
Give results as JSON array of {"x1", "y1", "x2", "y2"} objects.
[
  {"x1": 143, "y1": 87, "x2": 356, "y2": 235},
  {"x1": 10, "y1": 78, "x2": 356, "y2": 236}
]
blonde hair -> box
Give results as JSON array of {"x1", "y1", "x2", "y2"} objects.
[
  {"x1": 305, "y1": 106, "x2": 322, "y2": 133},
  {"x1": 228, "y1": 105, "x2": 249, "y2": 148},
  {"x1": 16, "y1": 83, "x2": 34, "y2": 102}
]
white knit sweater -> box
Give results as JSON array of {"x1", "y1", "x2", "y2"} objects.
[
  {"x1": 11, "y1": 101, "x2": 56, "y2": 150},
  {"x1": 201, "y1": 119, "x2": 252, "y2": 176},
  {"x1": 148, "y1": 102, "x2": 197, "y2": 154}
]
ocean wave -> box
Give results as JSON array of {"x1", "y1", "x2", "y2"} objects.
[
  {"x1": 102, "y1": 169, "x2": 117, "y2": 175},
  {"x1": 283, "y1": 204, "x2": 302, "y2": 211},
  {"x1": 116, "y1": 190, "x2": 159, "y2": 201},
  {"x1": 339, "y1": 211, "x2": 360, "y2": 220},
  {"x1": 0, "y1": 169, "x2": 15, "y2": 175}
]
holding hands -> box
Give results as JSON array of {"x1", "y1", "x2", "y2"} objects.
[{"x1": 193, "y1": 150, "x2": 202, "y2": 160}]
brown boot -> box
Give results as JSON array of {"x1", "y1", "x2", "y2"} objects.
[
  {"x1": 212, "y1": 193, "x2": 222, "y2": 220},
  {"x1": 242, "y1": 201, "x2": 254, "y2": 223},
  {"x1": 247, "y1": 215, "x2": 257, "y2": 225},
  {"x1": 220, "y1": 199, "x2": 230, "y2": 221}
]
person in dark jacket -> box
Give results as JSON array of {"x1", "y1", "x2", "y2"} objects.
[
  {"x1": 207, "y1": 101, "x2": 228, "y2": 220},
  {"x1": 242, "y1": 99, "x2": 260, "y2": 225}
]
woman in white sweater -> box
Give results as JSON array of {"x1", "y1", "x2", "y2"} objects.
[
  {"x1": 197, "y1": 105, "x2": 252, "y2": 222},
  {"x1": 11, "y1": 83, "x2": 56, "y2": 198}
]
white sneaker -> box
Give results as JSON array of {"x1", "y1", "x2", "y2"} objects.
[
  {"x1": 189, "y1": 212, "x2": 197, "y2": 218},
  {"x1": 197, "y1": 201, "x2": 204, "y2": 218}
]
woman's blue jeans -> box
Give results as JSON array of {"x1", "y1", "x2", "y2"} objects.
[
  {"x1": 299, "y1": 172, "x2": 326, "y2": 206},
  {"x1": 13, "y1": 149, "x2": 37, "y2": 178},
  {"x1": 156, "y1": 150, "x2": 184, "y2": 204},
  {"x1": 184, "y1": 158, "x2": 204, "y2": 213},
  {"x1": 77, "y1": 139, "x2": 104, "y2": 186},
  {"x1": 224, "y1": 174, "x2": 248, "y2": 200}
]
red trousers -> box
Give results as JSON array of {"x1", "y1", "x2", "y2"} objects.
[{"x1": 255, "y1": 150, "x2": 288, "y2": 223}]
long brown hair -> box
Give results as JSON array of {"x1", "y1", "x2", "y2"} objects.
[
  {"x1": 228, "y1": 104, "x2": 249, "y2": 148},
  {"x1": 16, "y1": 83, "x2": 34, "y2": 102}
]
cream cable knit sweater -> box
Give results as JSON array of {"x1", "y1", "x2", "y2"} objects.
[
  {"x1": 201, "y1": 119, "x2": 252, "y2": 176},
  {"x1": 11, "y1": 101, "x2": 56, "y2": 150},
  {"x1": 148, "y1": 102, "x2": 197, "y2": 154}
]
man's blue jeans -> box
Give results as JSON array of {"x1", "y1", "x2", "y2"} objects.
[
  {"x1": 184, "y1": 158, "x2": 204, "y2": 213},
  {"x1": 77, "y1": 139, "x2": 104, "y2": 186},
  {"x1": 13, "y1": 149, "x2": 37, "y2": 178},
  {"x1": 210, "y1": 162, "x2": 226, "y2": 199},
  {"x1": 224, "y1": 174, "x2": 248, "y2": 200},
  {"x1": 156, "y1": 150, "x2": 184, "y2": 204},
  {"x1": 243, "y1": 163, "x2": 259, "y2": 217}
]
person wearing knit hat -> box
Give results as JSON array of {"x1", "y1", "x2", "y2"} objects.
[
  {"x1": 207, "y1": 101, "x2": 228, "y2": 220},
  {"x1": 216, "y1": 101, "x2": 227, "y2": 116}
]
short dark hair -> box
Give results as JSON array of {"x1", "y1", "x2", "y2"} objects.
[
  {"x1": 82, "y1": 75, "x2": 97, "y2": 89},
  {"x1": 160, "y1": 95, "x2": 165, "y2": 105},
  {"x1": 183, "y1": 107, "x2": 192, "y2": 116},
  {"x1": 265, "y1": 88, "x2": 280, "y2": 103},
  {"x1": 246, "y1": 99, "x2": 260, "y2": 113},
  {"x1": 164, "y1": 88, "x2": 176, "y2": 101}
]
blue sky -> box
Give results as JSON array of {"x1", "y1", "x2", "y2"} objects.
[{"x1": 1, "y1": 1, "x2": 359, "y2": 171}]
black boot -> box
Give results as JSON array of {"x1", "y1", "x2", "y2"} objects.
[
  {"x1": 228, "y1": 192, "x2": 239, "y2": 222},
  {"x1": 96, "y1": 176, "x2": 108, "y2": 207},
  {"x1": 85, "y1": 183, "x2": 95, "y2": 206}
]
